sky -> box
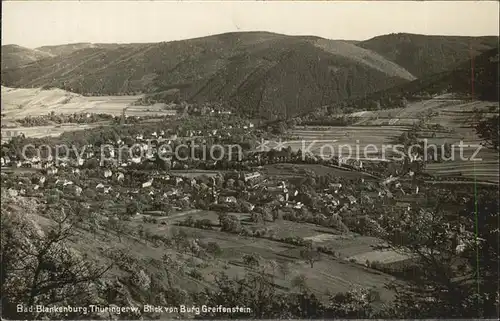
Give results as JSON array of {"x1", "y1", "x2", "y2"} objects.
[{"x1": 2, "y1": 1, "x2": 499, "y2": 48}]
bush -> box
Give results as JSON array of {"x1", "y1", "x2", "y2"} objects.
[
  {"x1": 188, "y1": 269, "x2": 203, "y2": 280},
  {"x1": 204, "y1": 241, "x2": 222, "y2": 256}
]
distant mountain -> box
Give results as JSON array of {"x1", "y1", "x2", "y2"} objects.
[
  {"x1": 400, "y1": 46, "x2": 499, "y2": 101},
  {"x1": 2, "y1": 32, "x2": 498, "y2": 119},
  {"x1": 36, "y1": 43, "x2": 143, "y2": 56},
  {"x1": 1, "y1": 32, "x2": 415, "y2": 119},
  {"x1": 1, "y1": 45, "x2": 54, "y2": 70},
  {"x1": 359, "y1": 33, "x2": 498, "y2": 78},
  {"x1": 309, "y1": 46, "x2": 499, "y2": 117}
]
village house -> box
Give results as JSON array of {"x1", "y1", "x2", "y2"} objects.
[
  {"x1": 104, "y1": 169, "x2": 113, "y2": 178},
  {"x1": 242, "y1": 171, "x2": 261, "y2": 182},
  {"x1": 346, "y1": 195, "x2": 357, "y2": 205},
  {"x1": 47, "y1": 167, "x2": 58, "y2": 175},
  {"x1": 142, "y1": 178, "x2": 153, "y2": 188},
  {"x1": 329, "y1": 183, "x2": 342, "y2": 193},
  {"x1": 395, "y1": 202, "x2": 411, "y2": 212},
  {"x1": 130, "y1": 157, "x2": 142, "y2": 164}
]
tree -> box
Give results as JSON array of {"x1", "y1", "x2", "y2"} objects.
[
  {"x1": 200, "y1": 270, "x2": 287, "y2": 319},
  {"x1": 204, "y1": 241, "x2": 222, "y2": 257},
  {"x1": 291, "y1": 274, "x2": 308, "y2": 292},
  {"x1": 376, "y1": 191, "x2": 499, "y2": 318},
  {"x1": 279, "y1": 262, "x2": 291, "y2": 279},
  {"x1": 300, "y1": 244, "x2": 321, "y2": 268},
  {"x1": 126, "y1": 201, "x2": 141, "y2": 216},
  {"x1": 1, "y1": 196, "x2": 112, "y2": 319},
  {"x1": 459, "y1": 190, "x2": 499, "y2": 317},
  {"x1": 219, "y1": 213, "x2": 241, "y2": 233},
  {"x1": 475, "y1": 115, "x2": 499, "y2": 150},
  {"x1": 326, "y1": 287, "x2": 378, "y2": 318},
  {"x1": 108, "y1": 217, "x2": 126, "y2": 242},
  {"x1": 251, "y1": 212, "x2": 264, "y2": 224},
  {"x1": 242, "y1": 254, "x2": 260, "y2": 268},
  {"x1": 171, "y1": 228, "x2": 189, "y2": 251}
]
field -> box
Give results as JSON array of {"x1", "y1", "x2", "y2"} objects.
[
  {"x1": 170, "y1": 211, "x2": 391, "y2": 260},
  {"x1": 1, "y1": 86, "x2": 177, "y2": 119},
  {"x1": 139, "y1": 219, "x2": 398, "y2": 301},
  {"x1": 290, "y1": 98, "x2": 499, "y2": 183},
  {"x1": 168, "y1": 170, "x2": 226, "y2": 178},
  {"x1": 1, "y1": 123, "x2": 104, "y2": 142},
  {"x1": 288, "y1": 125, "x2": 407, "y2": 158},
  {"x1": 262, "y1": 163, "x2": 376, "y2": 180},
  {"x1": 132, "y1": 208, "x2": 409, "y2": 301}
]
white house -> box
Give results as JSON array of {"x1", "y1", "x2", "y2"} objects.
[
  {"x1": 330, "y1": 197, "x2": 340, "y2": 206},
  {"x1": 330, "y1": 183, "x2": 342, "y2": 192},
  {"x1": 243, "y1": 172, "x2": 261, "y2": 182},
  {"x1": 104, "y1": 169, "x2": 113, "y2": 178},
  {"x1": 346, "y1": 195, "x2": 357, "y2": 205},
  {"x1": 293, "y1": 202, "x2": 304, "y2": 209},
  {"x1": 47, "y1": 168, "x2": 58, "y2": 175},
  {"x1": 142, "y1": 179, "x2": 153, "y2": 188},
  {"x1": 219, "y1": 196, "x2": 237, "y2": 204}
]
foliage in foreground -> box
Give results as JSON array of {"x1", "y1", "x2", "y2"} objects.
[{"x1": 1, "y1": 188, "x2": 498, "y2": 319}]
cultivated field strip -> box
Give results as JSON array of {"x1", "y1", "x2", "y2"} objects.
[
  {"x1": 290, "y1": 99, "x2": 498, "y2": 183},
  {"x1": 1, "y1": 86, "x2": 176, "y2": 119}
]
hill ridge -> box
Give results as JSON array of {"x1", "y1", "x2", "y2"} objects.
[{"x1": 2, "y1": 32, "x2": 498, "y2": 119}]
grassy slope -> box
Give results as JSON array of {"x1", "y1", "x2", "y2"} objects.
[
  {"x1": 3, "y1": 193, "x2": 397, "y2": 309},
  {"x1": 359, "y1": 33, "x2": 498, "y2": 78}
]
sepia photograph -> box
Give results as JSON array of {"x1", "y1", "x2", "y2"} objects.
[{"x1": 1, "y1": 0, "x2": 499, "y2": 319}]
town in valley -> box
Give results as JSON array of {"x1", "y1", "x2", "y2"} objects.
[{"x1": 1, "y1": 1, "x2": 499, "y2": 320}]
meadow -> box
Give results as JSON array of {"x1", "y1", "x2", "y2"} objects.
[{"x1": 131, "y1": 208, "x2": 407, "y2": 300}]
